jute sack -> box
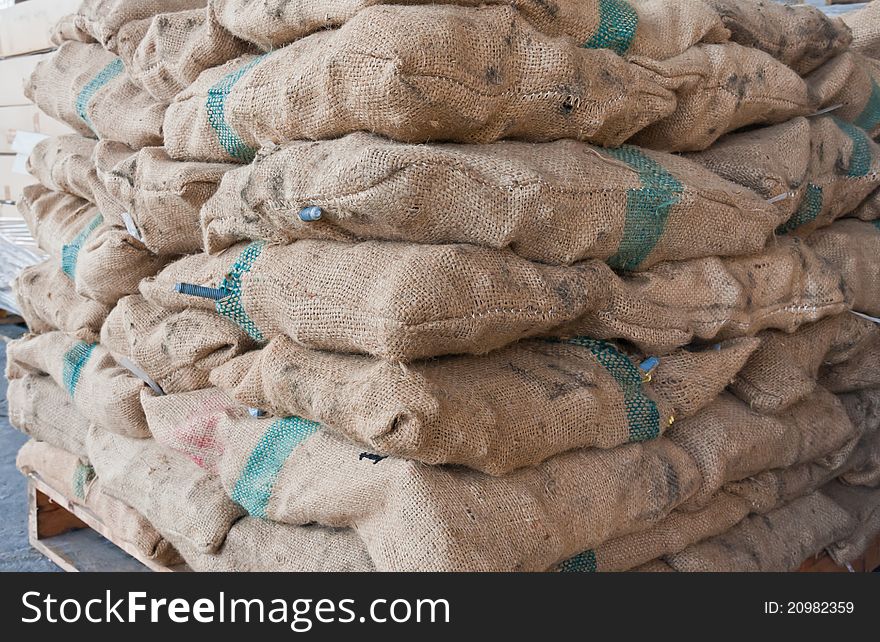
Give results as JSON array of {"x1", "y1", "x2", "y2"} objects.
[
  {"x1": 50, "y1": 13, "x2": 96, "y2": 46},
  {"x1": 731, "y1": 313, "x2": 879, "y2": 413},
  {"x1": 686, "y1": 117, "x2": 811, "y2": 222},
  {"x1": 86, "y1": 426, "x2": 245, "y2": 554},
  {"x1": 701, "y1": 0, "x2": 851, "y2": 75},
  {"x1": 97, "y1": 143, "x2": 232, "y2": 255},
  {"x1": 163, "y1": 4, "x2": 676, "y2": 163},
  {"x1": 209, "y1": 335, "x2": 757, "y2": 474},
  {"x1": 563, "y1": 440, "x2": 863, "y2": 573},
  {"x1": 201, "y1": 133, "x2": 783, "y2": 268},
  {"x1": 629, "y1": 42, "x2": 814, "y2": 152},
  {"x1": 775, "y1": 117, "x2": 880, "y2": 235},
  {"x1": 853, "y1": 187, "x2": 880, "y2": 220},
  {"x1": 837, "y1": 388, "x2": 880, "y2": 487},
  {"x1": 823, "y1": 482, "x2": 880, "y2": 567},
  {"x1": 73, "y1": 0, "x2": 208, "y2": 52},
  {"x1": 209, "y1": 413, "x2": 701, "y2": 571},
  {"x1": 101, "y1": 294, "x2": 256, "y2": 394},
  {"x1": 142, "y1": 236, "x2": 846, "y2": 361},
  {"x1": 841, "y1": 1, "x2": 880, "y2": 60},
  {"x1": 17, "y1": 184, "x2": 97, "y2": 259},
  {"x1": 25, "y1": 42, "x2": 167, "y2": 148},
  {"x1": 16, "y1": 440, "x2": 182, "y2": 566},
  {"x1": 819, "y1": 319, "x2": 880, "y2": 395},
  {"x1": 75, "y1": 228, "x2": 169, "y2": 306},
  {"x1": 807, "y1": 52, "x2": 880, "y2": 139},
  {"x1": 26, "y1": 135, "x2": 124, "y2": 219},
  {"x1": 179, "y1": 517, "x2": 374, "y2": 572},
  {"x1": 659, "y1": 489, "x2": 855, "y2": 572},
  {"x1": 116, "y1": 5, "x2": 256, "y2": 102},
  {"x1": 7, "y1": 375, "x2": 90, "y2": 457},
  {"x1": 210, "y1": 0, "x2": 728, "y2": 58},
  {"x1": 6, "y1": 331, "x2": 154, "y2": 439},
  {"x1": 667, "y1": 389, "x2": 860, "y2": 511},
  {"x1": 807, "y1": 218, "x2": 880, "y2": 317},
  {"x1": 207, "y1": 389, "x2": 856, "y2": 571},
  {"x1": 13, "y1": 259, "x2": 111, "y2": 343}
]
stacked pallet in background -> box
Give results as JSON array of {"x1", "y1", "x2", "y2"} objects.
[{"x1": 5, "y1": 0, "x2": 880, "y2": 572}]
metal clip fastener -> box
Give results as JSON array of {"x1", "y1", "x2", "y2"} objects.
[
  {"x1": 248, "y1": 407, "x2": 266, "y2": 418},
  {"x1": 174, "y1": 283, "x2": 229, "y2": 300},
  {"x1": 298, "y1": 206, "x2": 322, "y2": 222},
  {"x1": 638, "y1": 356, "x2": 660, "y2": 383}
]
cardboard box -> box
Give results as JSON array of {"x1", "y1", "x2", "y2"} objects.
[
  {"x1": 0, "y1": 0, "x2": 80, "y2": 58},
  {"x1": 0, "y1": 152, "x2": 35, "y2": 202},
  {"x1": 0, "y1": 103, "x2": 73, "y2": 153},
  {"x1": 0, "y1": 51, "x2": 50, "y2": 106}
]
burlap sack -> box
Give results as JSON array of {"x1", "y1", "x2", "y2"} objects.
[
  {"x1": 6, "y1": 375, "x2": 90, "y2": 457},
  {"x1": 807, "y1": 52, "x2": 880, "y2": 139},
  {"x1": 210, "y1": 0, "x2": 728, "y2": 58},
  {"x1": 210, "y1": 335, "x2": 757, "y2": 474},
  {"x1": 50, "y1": 13, "x2": 96, "y2": 46},
  {"x1": 630, "y1": 42, "x2": 814, "y2": 152},
  {"x1": 17, "y1": 185, "x2": 169, "y2": 305},
  {"x1": 14, "y1": 259, "x2": 111, "y2": 343},
  {"x1": 837, "y1": 388, "x2": 880, "y2": 487},
  {"x1": 16, "y1": 440, "x2": 182, "y2": 565},
  {"x1": 179, "y1": 517, "x2": 374, "y2": 572},
  {"x1": 201, "y1": 133, "x2": 783, "y2": 268},
  {"x1": 116, "y1": 5, "x2": 255, "y2": 102},
  {"x1": 142, "y1": 235, "x2": 846, "y2": 361},
  {"x1": 686, "y1": 117, "x2": 811, "y2": 221},
  {"x1": 823, "y1": 482, "x2": 880, "y2": 566},
  {"x1": 659, "y1": 489, "x2": 855, "y2": 572},
  {"x1": 73, "y1": 0, "x2": 208, "y2": 52},
  {"x1": 776, "y1": 117, "x2": 880, "y2": 235},
  {"x1": 841, "y1": 1, "x2": 880, "y2": 60},
  {"x1": 6, "y1": 331, "x2": 154, "y2": 439},
  {"x1": 819, "y1": 319, "x2": 880, "y2": 395},
  {"x1": 731, "y1": 313, "x2": 879, "y2": 413},
  {"x1": 25, "y1": 42, "x2": 166, "y2": 148},
  {"x1": 808, "y1": 218, "x2": 880, "y2": 317},
  {"x1": 668, "y1": 389, "x2": 860, "y2": 511},
  {"x1": 210, "y1": 413, "x2": 701, "y2": 571},
  {"x1": 74, "y1": 227, "x2": 169, "y2": 306},
  {"x1": 86, "y1": 426, "x2": 246, "y2": 554},
  {"x1": 702, "y1": 0, "x2": 851, "y2": 75},
  {"x1": 101, "y1": 294, "x2": 256, "y2": 394},
  {"x1": 26, "y1": 135, "x2": 123, "y2": 219},
  {"x1": 97, "y1": 143, "x2": 231, "y2": 255},
  {"x1": 853, "y1": 187, "x2": 880, "y2": 220},
  {"x1": 164, "y1": 5, "x2": 676, "y2": 163},
  {"x1": 17, "y1": 184, "x2": 97, "y2": 259}
]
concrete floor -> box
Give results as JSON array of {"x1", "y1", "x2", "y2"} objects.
[{"x1": 0, "y1": 323, "x2": 58, "y2": 572}]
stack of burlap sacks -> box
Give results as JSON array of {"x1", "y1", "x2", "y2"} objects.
[{"x1": 5, "y1": 0, "x2": 880, "y2": 572}]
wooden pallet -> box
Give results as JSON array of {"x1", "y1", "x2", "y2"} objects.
[{"x1": 27, "y1": 473, "x2": 188, "y2": 572}]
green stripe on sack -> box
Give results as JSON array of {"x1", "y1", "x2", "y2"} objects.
[
  {"x1": 206, "y1": 56, "x2": 264, "y2": 163},
  {"x1": 832, "y1": 117, "x2": 872, "y2": 178},
  {"x1": 567, "y1": 337, "x2": 660, "y2": 442},
  {"x1": 601, "y1": 146, "x2": 684, "y2": 272},
  {"x1": 216, "y1": 241, "x2": 266, "y2": 342},
  {"x1": 854, "y1": 79, "x2": 880, "y2": 134},
  {"x1": 61, "y1": 213, "x2": 104, "y2": 280},
  {"x1": 231, "y1": 416, "x2": 321, "y2": 518},
  {"x1": 776, "y1": 184, "x2": 823, "y2": 234},
  {"x1": 72, "y1": 463, "x2": 94, "y2": 500},
  {"x1": 61, "y1": 341, "x2": 97, "y2": 396},
  {"x1": 584, "y1": 0, "x2": 638, "y2": 56},
  {"x1": 75, "y1": 58, "x2": 124, "y2": 133},
  {"x1": 559, "y1": 549, "x2": 597, "y2": 573},
  {"x1": 872, "y1": 220, "x2": 880, "y2": 232}
]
